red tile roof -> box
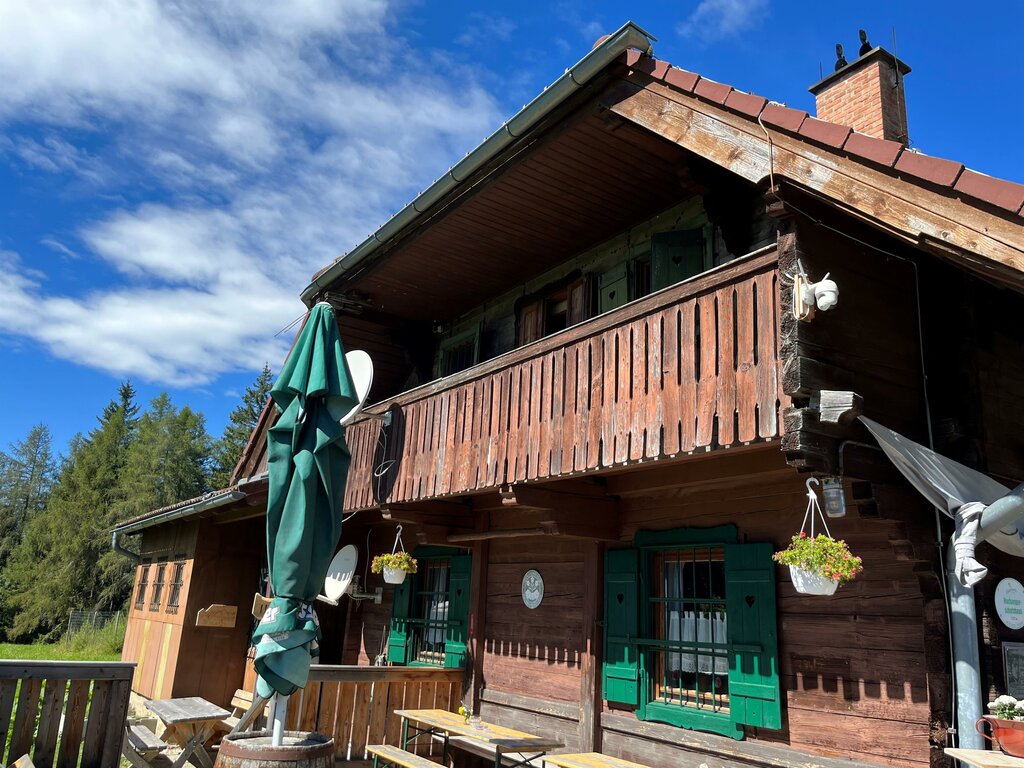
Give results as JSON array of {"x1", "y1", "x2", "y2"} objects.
[{"x1": 622, "y1": 49, "x2": 1024, "y2": 216}]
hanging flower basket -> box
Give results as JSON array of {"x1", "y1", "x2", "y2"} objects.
[
  {"x1": 371, "y1": 551, "x2": 417, "y2": 585},
  {"x1": 789, "y1": 565, "x2": 840, "y2": 596},
  {"x1": 775, "y1": 478, "x2": 863, "y2": 595}
]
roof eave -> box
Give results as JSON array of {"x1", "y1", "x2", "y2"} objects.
[{"x1": 299, "y1": 20, "x2": 656, "y2": 306}]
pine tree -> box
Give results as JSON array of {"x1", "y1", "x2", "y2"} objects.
[
  {"x1": 210, "y1": 363, "x2": 273, "y2": 488},
  {"x1": 2, "y1": 385, "x2": 138, "y2": 639}
]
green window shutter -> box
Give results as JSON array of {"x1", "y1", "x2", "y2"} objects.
[
  {"x1": 444, "y1": 554, "x2": 472, "y2": 668},
  {"x1": 724, "y1": 542, "x2": 781, "y2": 730},
  {"x1": 599, "y1": 263, "x2": 629, "y2": 314},
  {"x1": 603, "y1": 547, "x2": 640, "y2": 706},
  {"x1": 387, "y1": 576, "x2": 413, "y2": 664},
  {"x1": 651, "y1": 229, "x2": 705, "y2": 291}
]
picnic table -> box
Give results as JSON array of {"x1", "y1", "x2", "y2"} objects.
[
  {"x1": 396, "y1": 708, "x2": 563, "y2": 768},
  {"x1": 146, "y1": 696, "x2": 230, "y2": 768},
  {"x1": 944, "y1": 748, "x2": 1024, "y2": 768}
]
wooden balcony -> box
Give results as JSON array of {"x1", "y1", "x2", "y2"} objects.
[{"x1": 343, "y1": 248, "x2": 783, "y2": 512}]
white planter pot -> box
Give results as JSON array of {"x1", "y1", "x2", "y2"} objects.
[
  {"x1": 383, "y1": 566, "x2": 408, "y2": 585},
  {"x1": 790, "y1": 565, "x2": 839, "y2": 596}
]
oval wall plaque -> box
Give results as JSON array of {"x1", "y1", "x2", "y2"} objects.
[
  {"x1": 996, "y1": 577, "x2": 1024, "y2": 630},
  {"x1": 522, "y1": 569, "x2": 544, "y2": 610}
]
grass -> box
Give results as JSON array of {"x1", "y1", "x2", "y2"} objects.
[{"x1": 0, "y1": 621, "x2": 125, "y2": 662}]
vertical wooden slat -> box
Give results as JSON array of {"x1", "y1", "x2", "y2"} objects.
[
  {"x1": 695, "y1": 294, "x2": 718, "y2": 448},
  {"x1": 735, "y1": 278, "x2": 758, "y2": 442},
  {"x1": 539, "y1": 352, "x2": 556, "y2": 477},
  {"x1": 757, "y1": 271, "x2": 780, "y2": 438},
  {"x1": 335, "y1": 681, "x2": 357, "y2": 759},
  {"x1": 318, "y1": 681, "x2": 340, "y2": 738},
  {"x1": 100, "y1": 679, "x2": 131, "y2": 768},
  {"x1": 629, "y1": 318, "x2": 650, "y2": 461},
  {"x1": 0, "y1": 678, "x2": 18, "y2": 765},
  {"x1": 10, "y1": 678, "x2": 42, "y2": 766},
  {"x1": 367, "y1": 679, "x2": 390, "y2": 747},
  {"x1": 349, "y1": 680, "x2": 372, "y2": 759},
  {"x1": 716, "y1": 286, "x2": 736, "y2": 447},
  {"x1": 586, "y1": 338, "x2": 604, "y2": 469},
  {"x1": 679, "y1": 301, "x2": 697, "y2": 452},
  {"x1": 80, "y1": 679, "x2": 111, "y2": 768},
  {"x1": 529, "y1": 356, "x2": 545, "y2": 480},
  {"x1": 642, "y1": 314, "x2": 662, "y2": 460},
  {"x1": 56, "y1": 679, "x2": 89, "y2": 768},
  {"x1": 34, "y1": 678, "x2": 67, "y2": 768},
  {"x1": 505, "y1": 367, "x2": 522, "y2": 482},
  {"x1": 660, "y1": 307, "x2": 681, "y2": 455},
  {"x1": 383, "y1": 681, "x2": 407, "y2": 747}
]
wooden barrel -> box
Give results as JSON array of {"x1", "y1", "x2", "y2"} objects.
[{"x1": 216, "y1": 732, "x2": 335, "y2": 768}]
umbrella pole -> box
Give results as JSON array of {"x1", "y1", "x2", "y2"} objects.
[{"x1": 271, "y1": 694, "x2": 289, "y2": 746}]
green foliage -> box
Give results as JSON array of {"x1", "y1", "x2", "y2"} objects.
[
  {"x1": 210, "y1": 364, "x2": 273, "y2": 489},
  {"x1": 772, "y1": 533, "x2": 864, "y2": 585},
  {"x1": 0, "y1": 384, "x2": 214, "y2": 641},
  {"x1": 371, "y1": 551, "x2": 418, "y2": 574}
]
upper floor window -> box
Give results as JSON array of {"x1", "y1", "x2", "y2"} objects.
[
  {"x1": 149, "y1": 563, "x2": 166, "y2": 611},
  {"x1": 440, "y1": 327, "x2": 481, "y2": 377},
  {"x1": 603, "y1": 525, "x2": 780, "y2": 740},
  {"x1": 387, "y1": 548, "x2": 471, "y2": 668},
  {"x1": 166, "y1": 561, "x2": 186, "y2": 613},
  {"x1": 134, "y1": 565, "x2": 150, "y2": 611}
]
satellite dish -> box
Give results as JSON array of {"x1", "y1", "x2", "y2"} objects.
[
  {"x1": 340, "y1": 350, "x2": 374, "y2": 426},
  {"x1": 317, "y1": 544, "x2": 358, "y2": 605}
]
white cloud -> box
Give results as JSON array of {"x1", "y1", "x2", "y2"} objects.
[
  {"x1": 677, "y1": 0, "x2": 768, "y2": 44},
  {"x1": 0, "y1": 0, "x2": 503, "y2": 387}
]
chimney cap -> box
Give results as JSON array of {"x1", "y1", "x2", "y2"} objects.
[{"x1": 808, "y1": 46, "x2": 911, "y2": 95}]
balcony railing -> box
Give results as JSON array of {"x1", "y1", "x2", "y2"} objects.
[{"x1": 343, "y1": 248, "x2": 782, "y2": 511}]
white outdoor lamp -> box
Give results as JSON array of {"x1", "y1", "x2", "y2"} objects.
[
  {"x1": 821, "y1": 476, "x2": 847, "y2": 518},
  {"x1": 792, "y1": 268, "x2": 839, "y2": 321}
]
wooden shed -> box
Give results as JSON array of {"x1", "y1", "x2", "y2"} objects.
[{"x1": 117, "y1": 23, "x2": 1024, "y2": 768}]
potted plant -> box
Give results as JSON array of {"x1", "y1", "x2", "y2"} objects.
[
  {"x1": 371, "y1": 551, "x2": 418, "y2": 585},
  {"x1": 978, "y1": 695, "x2": 1024, "y2": 756},
  {"x1": 773, "y1": 532, "x2": 863, "y2": 596}
]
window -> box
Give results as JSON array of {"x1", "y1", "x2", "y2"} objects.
[
  {"x1": 166, "y1": 561, "x2": 186, "y2": 613},
  {"x1": 440, "y1": 326, "x2": 481, "y2": 376},
  {"x1": 134, "y1": 565, "x2": 150, "y2": 611},
  {"x1": 149, "y1": 563, "x2": 166, "y2": 611},
  {"x1": 387, "y1": 548, "x2": 471, "y2": 668},
  {"x1": 603, "y1": 525, "x2": 780, "y2": 740},
  {"x1": 650, "y1": 227, "x2": 709, "y2": 292}
]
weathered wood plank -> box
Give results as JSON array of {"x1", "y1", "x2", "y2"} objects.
[
  {"x1": 33, "y1": 678, "x2": 67, "y2": 768},
  {"x1": 80, "y1": 679, "x2": 111, "y2": 768},
  {"x1": 56, "y1": 680, "x2": 89, "y2": 768}
]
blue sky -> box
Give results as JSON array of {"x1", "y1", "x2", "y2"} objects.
[{"x1": 1, "y1": 0, "x2": 1021, "y2": 457}]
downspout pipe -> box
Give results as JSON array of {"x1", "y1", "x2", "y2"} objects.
[
  {"x1": 949, "y1": 483, "x2": 1024, "y2": 749},
  {"x1": 111, "y1": 530, "x2": 139, "y2": 562},
  {"x1": 299, "y1": 20, "x2": 656, "y2": 306}
]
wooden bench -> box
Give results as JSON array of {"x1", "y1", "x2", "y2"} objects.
[
  {"x1": 367, "y1": 744, "x2": 444, "y2": 768},
  {"x1": 543, "y1": 754, "x2": 652, "y2": 768},
  {"x1": 122, "y1": 722, "x2": 168, "y2": 768}
]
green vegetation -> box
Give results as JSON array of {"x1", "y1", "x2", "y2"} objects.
[
  {"x1": 0, "y1": 621, "x2": 126, "y2": 662},
  {"x1": 0, "y1": 366, "x2": 273, "y2": 643}
]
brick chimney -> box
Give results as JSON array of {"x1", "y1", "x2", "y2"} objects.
[{"x1": 809, "y1": 47, "x2": 910, "y2": 144}]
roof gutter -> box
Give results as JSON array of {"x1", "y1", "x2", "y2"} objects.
[
  {"x1": 299, "y1": 20, "x2": 656, "y2": 306},
  {"x1": 111, "y1": 490, "x2": 247, "y2": 540}
]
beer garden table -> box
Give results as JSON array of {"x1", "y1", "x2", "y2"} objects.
[
  {"x1": 145, "y1": 696, "x2": 231, "y2": 768},
  {"x1": 396, "y1": 708, "x2": 563, "y2": 768}
]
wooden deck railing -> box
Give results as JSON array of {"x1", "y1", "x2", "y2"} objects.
[
  {"x1": 287, "y1": 665, "x2": 463, "y2": 761},
  {"x1": 343, "y1": 249, "x2": 781, "y2": 510},
  {"x1": 0, "y1": 661, "x2": 134, "y2": 768}
]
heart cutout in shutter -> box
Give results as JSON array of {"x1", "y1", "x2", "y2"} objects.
[
  {"x1": 457, "y1": 588, "x2": 463, "y2": 597},
  {"x1": 672, "y1": 255, "x2": 682, "y2": 265},
  {"x1": 608, "y1": 290, "x2": 616, "y2": 301},
  {"x1": 745, "y1": 595, "x2": 756, "y2": 608},
  {"x1": 616, "y1": 593, "x2": 624, "y2": 605}
]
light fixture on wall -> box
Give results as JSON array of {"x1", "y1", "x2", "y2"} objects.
[
  {"x1": 820, "y1": 476, "x2": 847, "y2": 518},
  {"x1": 791, "y1": 260, "x2": 839, "y2": 321}
]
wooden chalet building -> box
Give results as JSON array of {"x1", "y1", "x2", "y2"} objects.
[{"x1": 115, "y1": 23, "x2": 1024, "y2": 768}]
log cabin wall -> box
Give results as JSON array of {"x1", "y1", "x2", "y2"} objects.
[{"x1": 459, "y1": 448, "x2": 940, "y2": 768}]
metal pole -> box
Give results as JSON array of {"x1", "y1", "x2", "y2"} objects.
[{"x1": 272, "y1": 694, "x2": 289, "y2": 746}]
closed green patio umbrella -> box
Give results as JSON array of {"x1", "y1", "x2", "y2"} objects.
[{"x1": 252, "y1": 302, "x2": 357, "y2": 726}]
